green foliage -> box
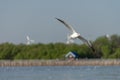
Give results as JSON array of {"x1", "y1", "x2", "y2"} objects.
[
  {"x1": 94, "y1": 36, "x2": 111, "y2": 56},
  {"x1": 101, "y1": 45, "x2": 112, "y2": 58},
  {"x1": 109, "y1": 48, "x2": 120, "y2": 59},
  {"x1": 77, "y1": 45, "x2": 93, "y2": 58},
  {"x1": 111, "y1": 34, "x2": 120, "y2": 46},
  {"x1": 1, "y1": 34, "x2": 120, "y2": 59},
  {"x1": 0, "y1": 43, "x2": 18, "y2": 59}
]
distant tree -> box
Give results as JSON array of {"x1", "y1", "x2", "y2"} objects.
[
  {"x1": 111, "y1": 34, "x2": 120, "y2": 50},
  {"x1": 1, "y1": 34, "x2": 120, "y2": 59},
  {"x1": 94, "y1": 36, "x2": 111, "y2": 58},
  {"x1": 77, "y1": 45, "x2": 94, "y2": 58},
  {"x1": 0, "y1": 43, "x2": 18, "y2": 59},
  {"x1": 101, "y1": 45, "x2": 112, "y2": 58},
  {"x1": 109, "y1": 48, "x2": 120, "y2": 59}
]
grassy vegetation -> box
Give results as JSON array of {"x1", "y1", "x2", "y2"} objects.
[{"x1": 0, "y1": 34, "x2": 120, "y2": 60}]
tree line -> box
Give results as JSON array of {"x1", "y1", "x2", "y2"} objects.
[{"x1": 0, "y1": 34, "x2": 120, "y2": 60}]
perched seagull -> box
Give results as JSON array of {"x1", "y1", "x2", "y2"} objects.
[
  {"x1": 105, "y1": 34, "x2": 111, "y2": 41},
  {"x1": 26, "y1": 36, "x2": 35, "y2": 45},
  {"x1": 56, "y1": 18, "x2": 95, "y2": 52}
]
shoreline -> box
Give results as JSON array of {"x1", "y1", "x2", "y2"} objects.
[{"x1": 0, "y1": 59, "x2": 120, "y2": 66}]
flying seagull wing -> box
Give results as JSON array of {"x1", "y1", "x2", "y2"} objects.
[
  {"x1": 30, "y1": 40, "x2": 35, "y2": 43},
  {"x1": 78, "y1": 36, "x2": 95, "y2": 52},
  {"x1": 26, "y1": 36, "x2": 30, "y2": 41},
  {"x1": 56, "y1": 18, "x2": 76, "y2": 33},
  {"x1": 78, "y1": 36, "x2": 89, "y2": 45}
]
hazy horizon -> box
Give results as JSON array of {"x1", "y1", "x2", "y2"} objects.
[{"x1": 1, "y1": 0, "x2": 120, "y2": 44}]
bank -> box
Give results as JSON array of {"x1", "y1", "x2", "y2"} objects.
[{"x1": 0, "y1": 59, "x2": 120, "y2": 66}]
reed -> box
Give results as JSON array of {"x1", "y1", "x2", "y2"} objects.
[{"x1": 0, "y1": 59, "x2": 120, "y2": 66}]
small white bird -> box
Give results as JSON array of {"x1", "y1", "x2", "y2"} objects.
[
  {"x1": 56, "y1": 18, "x2": 95, "y2": 52},
  {"x1": 105, "y1": 34, "x2": 111, "y2": 41},
  {"x1": 26, "y1": 36, "x2": 35, "y2": 45}
]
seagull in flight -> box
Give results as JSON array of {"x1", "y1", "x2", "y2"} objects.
[
  {"x1": 66, "y1": 33, "x2": 74, "y2": 44},
  {"x1": 26, "y1": 36, "x2": 35, "y2": 45},
  {"x1": 56, "y1": 18, "x2": 95, "y2": 52}
]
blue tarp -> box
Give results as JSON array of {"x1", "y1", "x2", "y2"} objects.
[{"x1": 65, "y1": 51, "x2": 79, "y2": 58}]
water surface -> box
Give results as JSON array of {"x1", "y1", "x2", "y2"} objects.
[{"x1": 0, "y1": 66, "x2": 120, "y2": 80}]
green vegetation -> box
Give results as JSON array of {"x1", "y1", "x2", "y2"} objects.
[{"x1": 0, "y1": 34, "x2": 120, "y2": 60}]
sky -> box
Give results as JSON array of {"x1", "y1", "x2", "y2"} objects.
[{"x1": 0, "y1": 0, "x2": 120, "y2": 44}]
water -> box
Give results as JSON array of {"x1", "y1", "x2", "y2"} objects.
[{"x1": 0, "y1": 66, "x2": 120, "y2": 80}]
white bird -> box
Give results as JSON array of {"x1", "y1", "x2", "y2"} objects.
[
  {"x1": 56, "y1": 18, "x2": 95, "y2": 52},
  {"x1": 105, "y1": 34, "x2": 111, "y2": 41},
  {"x1": 26, "y1": 36, "x2": 35, "y2": 45},
  {"x1": 66, "y1": 33, "x2": 74, "y2": 44}
]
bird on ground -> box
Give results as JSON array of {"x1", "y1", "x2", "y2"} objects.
[{"x1": 56, "y1": 18, "x2": 95, "y2": 52}]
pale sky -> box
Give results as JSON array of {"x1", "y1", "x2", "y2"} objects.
[{"x1": 0, "y1": 0, "x2": 120, "y2": 44}]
